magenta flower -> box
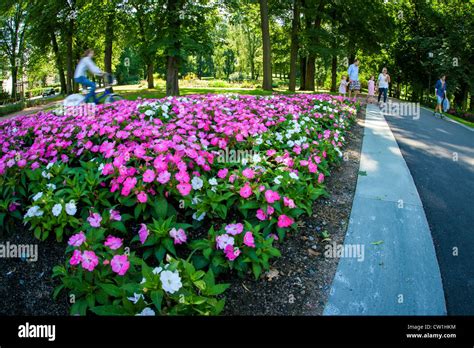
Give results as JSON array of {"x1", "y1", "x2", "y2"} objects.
[
  {"x1": 104, "y1": 235, "x2": 123, "y2": 250},
  {"x1": 242, "y1": 168, "x2": 255, "y2": 179},
  {"x1": 224, "y1": 245, "x2": 241, "y2": 261},
  {"x1": 264, "y1": 190, "x2": 280, "y2": 204},
  {"x1": 157, "y1": 171, "x2": 171, "y2": 184},
  {"x1": 169, "y1": 228, "x2": 187, "y2": 245},
  {"x1": 87, "y1": 213, "x2": 102, "y2": 228},
  {"x1": 177, "y1": 183, "x2": 192, "y2": 196},
  {"x1": 283, "y1": 197, "x2": 296, "y2": 208},
  {"x1": 243, "y1": 231, "x2": 255, "y2": 248},
  {"x1": 142, "y1": 169, "x2": 155, "y2": 183},
  {"x1": 69, "y1": 250, "x2": 82, "y2": 266},
  {"x1": 256, "y1": 209, "x2": 267, "y2": 221},
  {"x1": 217, "y1": 168, "x2": 228, "y2": 179},
  {"x1": 277, "y1": 214, "x2": 294, "y2": 228},
  {"x1": 318, "y1": 173, "x2": 325, "y2": 183},
  {"x1": 81, "y1": 250, "x2": 99, "y2": 271},
  {"x1": 110, "y1": 254, "x2": 130, "y2": 276},
  {"x1": 139, "y1": 223, "x2": 149, "y2": 244},
  {"x1": 68, "y1": 231, "x2": 86, "y2": 247},
  {"x1": 225, "y1": 223, "x2": 244, "y2": 235},
  {"x1": 109, "y1": 209, "x2": 122, "y2": 221},
  {"x1": 239, "y1": 183, "x2": 252, "y2": 198},
  {"x1": 137, "y1": 191, "x2": 148, "y2": 203}
]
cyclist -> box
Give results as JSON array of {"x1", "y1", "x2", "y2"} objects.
[{"x1": 74, "y1": 49, "x2": 102, "y2": 104}]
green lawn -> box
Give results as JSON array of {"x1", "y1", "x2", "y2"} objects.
[{"x1": 421, "y1": 105, "x2": 474, "y2": 128}]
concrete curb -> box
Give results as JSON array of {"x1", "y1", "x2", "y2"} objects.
[{"x1": 323, "y1": 104, "x2": 447, "y2": 315}]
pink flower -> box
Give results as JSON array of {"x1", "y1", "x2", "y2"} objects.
[
  {"x1": 110, "y1": 254, "x2": 130, "y2": 276},
  {"x1": 68, "y1": 231, "x2": 86, "y2": 247},
  {"x1": 267, "y1": 205, "x2": 275, "y2": 215},
  {"x1": 239, "y1": 183, "x2": 252, "y2": 198},
  {"x1": 318, "y1": 173, "x2": 325, "y2": 183},
  {"x1": 217, "y1": 168, "x2": 228, "y2": 179},
  {"x1": 256, "y1": 209, "x2": 267, "y2": 221},
  {"x1": 264, "y1": 190, "x2": 280, "y2": 204},
  {"x1": 243, "y1": 231, "x2": 255, "y2": 248},
  {"x1": 277, "y1": 214, "x2": 294, "y2": 228},
  {"x1": 225, "y1": 223, "x2": 244, "y2": 235},
  {"x1": 139, "y1": 223, "x2": 149, "y2": 244},
  {"x1": 308, "y1": 163, "x2": 318, "y2": 173},
  {"x1": 81, "y1": 250, "x2": 99, "y2": 271},
  {"x1": 69, "y1": 250, "x2": 82, "y2": 266},
  {"x1": 109, "y1": 209, "x2": 121, "y2": 221},
  {"x1": 269, "y1": 233, "x2": 279, "y2": 241},
  {"x1": 104, "y1": 235, "x2": 123, "y2": 250},
  {"x1": 216, "y1": 234, "x2": 234, "y2": 250},
  {"x1": 169, "y1": 228, "x2": 187, "y2": 244},
  {"x1": 157, "y1": 171, "x2": 171, "y2": 184},
  {"x1": 177, "y1": 183, "x2": 192, "y2": 196},
  {"x1": 224, "y1": 245, "x2": 241, "y2": 261},
  {"x1": 283, "y1": 197, "x2": 296, "y2": 208},
  {"x1": 137, "y1": 191, "x2": 148, "y2": 203},
  {"x1": 87, "y1": 213, "x2": 102, "y2": 228},
  {"x1": 142, "y1": 169, "x2": 155, "y2": 183},
  {"x1": 266, "y1": 149, "x2": 277, "y2": 156},
  {"x1": 102, "y1": 163, "x2": 114, "y2": 175},
  {"x1": 242, "y1": 168, "x2": 255, "y2": 179}
]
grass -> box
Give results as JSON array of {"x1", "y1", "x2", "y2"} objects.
[{"x1": 421, "y1": 105, "x2": 474, "y2": 128}]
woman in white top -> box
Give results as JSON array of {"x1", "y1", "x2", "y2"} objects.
[
  {"x1": 376, "y1": 67, "x2": 390, "y2": 105},
  {"x1": 74, "y1": 49, "x2": 102, "y2": 104}
]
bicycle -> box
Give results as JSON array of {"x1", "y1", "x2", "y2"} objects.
[{"x1": 63, "y1": 73, "x2": 124, "y2": 107}]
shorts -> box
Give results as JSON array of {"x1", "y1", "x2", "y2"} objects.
[
  {"x1": 350, "y1": 80, "x2": 361, "y2": 91},
  {"x1": 436, "y1": 95, "x2": 444, "y2": 105}
]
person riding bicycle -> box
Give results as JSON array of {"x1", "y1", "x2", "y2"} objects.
[{"x1": 74, "y1": 49, "x2": 102, "y2": 104}]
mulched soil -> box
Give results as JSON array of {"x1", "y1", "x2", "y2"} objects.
[
  {"x1": 0, "y1": 106, "x2": 365, "y2": 316},
  {"x1": 223, "y1": 106, "x2": 366, "y2": 315}
]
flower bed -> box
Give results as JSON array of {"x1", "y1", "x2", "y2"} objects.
[{"x1": 0, "y1": 94, "x2": 358, "y2": 315}]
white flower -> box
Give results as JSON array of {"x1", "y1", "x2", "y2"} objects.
[
  {"x1": 192, "y1": 212, "x2": 206, "y2": 221},
  {"x1": 145, "y1": 109, "x2": 154, "y2": 116},
  {"x1": 191, "y1": 197, "x2": 202, "y2": 205},
  {"x1": 140, "y1": 277, "x2": 147, "y2": 284},
  {"x1": 32, "y1": 192, "x2": 43, "y2": 201},
  {"x1": 24, "y1": 206, "x2": 44, "y2": 219},
  {"x1": 52, "y1": 203, "x2": 62, "y2": 217},
  {"x1": 289, "y1": 172, "x2": 299, "y2": 180},
  {"x1": 252, "y1": 154, "x2": 262, "y2": 163},
  {"x1": 41, "y1": 171, "x2": 52, "y2": 179},
  {"x1": 127, "y1": 293, "x2": 144, "y2": 304},
  {"x1": 287, "y1": 140, "x2": 295, "y2": 147},
  {"x1": 160, "y1": 270, "x2": 183, "y2": 294},
  {"x1": 255, "y1": 137, "x2": 263, "y2": 145},
  {"x1": 136, "y1": 307, "x2": 155, "y2": 316},
  {"x1": 46, "y1": 162, "x2": 54, "y2": 170},
  {"x1": 65, "y1": 200, "x2": 77, "y2": 216},
  {"x1": 152, "y1": 267, "x2": 163, "y2": 275},
  {"x1": 241, "y1": 157, "x2": 248, "y2": 165},
  {"x1": 275, "y1": 133, "x2": 283, "y2": 142},
  {"x1": 191, "y1": 176, "x2": 203, "y2": 190},
  {"x1": 98, "y1": 163, "x2": 104, "y2": 172},
  {"x1": 46, "y1": 183, "x2": 56, "y2": 190},
  {"x1": 273, "y1": 175, "x2": 283, "y2": 185},
  {"x1": 208, "y1": 178, "x2": 218, "y2": 186}
]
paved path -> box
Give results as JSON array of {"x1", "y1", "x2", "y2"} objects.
[
  {"x1": 383, "y1": 103, "x2": 474, "y2": 315},
  {"x1": 324, "y1": 104, "x2": 446, "y2": 315}
]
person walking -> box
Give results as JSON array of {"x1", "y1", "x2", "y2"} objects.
[
  {"x1": 347, "y1": 59, "x2": 360, "y2": 99},
  {"x1": 434, "y1": 75, "x2": 447, "y2": 118},
  {"x1": 377, "y1": 67, "x2": 390, "y2": 107}
]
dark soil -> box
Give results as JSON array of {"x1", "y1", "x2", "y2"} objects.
[
  {"x1": 0, "y1": 107, "x2": 365, "y2": 316},
  {"x1": 0, "y1": 225, "x2": 69, "y2": 315},
  {"x1": 223, "y1": 107, "x2": 366, "y2": 315}
]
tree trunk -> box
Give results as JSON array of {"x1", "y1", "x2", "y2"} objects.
[
  {"x1": 65, "y1": 20, "x2": 74, "y2": 94},
  {"x1": 289, "y1": 0, "x2": 300, "y2": 92},
  {"x1": 259, "y1": 0, "x2": 272, "y2": 91},
  {"x1": 104, "y1": 12, "x2": 114, "y2": 75},
  {"x1": 165, "y1": 0, "x2": 182, "y2": 96},
  {"x1": 305, "y1": 55, "x2": 315, "y2": 91},
  {"x1": 469, "y1": 93, "x2": 474, "y2": 111},
  {"x1": 51, "y1": 33, "x2": 66, "y2": 94},
  {"x1": 330, "y1": 55, "x2": 337, "y2": 92},
  {"x1": 10, "y1": 62, "x2": 17, "y2": 100},
  {"x1": 147, "y1": 62, "x2": 154, "y2": 89},
  {"x1": 299, "y1": 56, "x2": 306, "y2": 90},
  {"x1": 166, "y1": 56, "x2": 179, "y2": 96}
]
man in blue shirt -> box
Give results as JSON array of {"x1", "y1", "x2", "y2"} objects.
[
  {"x1": 347, "y1": 59, "x2": 360, "y2": 99},
  {"x1": 434, "y1": 75, "x2": 447, "y2": 117}
]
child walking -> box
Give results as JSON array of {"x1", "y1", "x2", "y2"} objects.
[
  {"x1": 367, "y1": 75, "x2": 375, "y2": 104},
  {"x1": 339, "y1": 75, "x2": 349, "y2": 97}
]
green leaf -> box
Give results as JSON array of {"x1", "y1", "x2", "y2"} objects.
[
  {"x1": 99, "y1": 283, "x2": 122, "y2": 297},
  {"x1": 150, "y1": 290, "x2": 163, "y2": 312},
  {"x1": 207, "y1": 283, "x2": 230, "y2": 296},
  {"x1": 252, "y1": 263, "x2": 262, "y2": 280},
  {"x1": 154, "y1": 197, "x2": 168, "y2": 219},
  {"x1": 90, "y1": 305, "x2": 128, "y2": 316}
]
